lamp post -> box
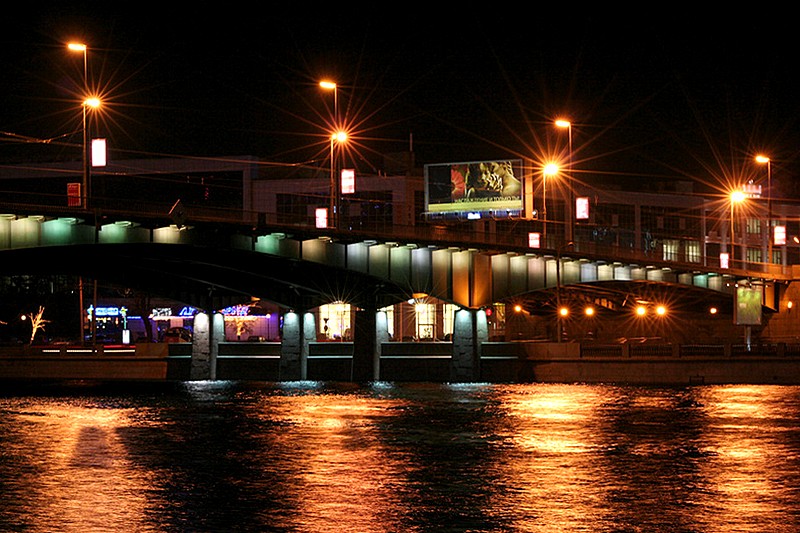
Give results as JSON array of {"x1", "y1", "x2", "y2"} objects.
[
  {"x1": 320, "y1": 80, "x2": 338, "y2": 228},
  {"x1": 756, "y1": 155, "x2": 772, "y2": 263},
  {"x1": 81, "y1": 97, "x2": 101, "y2": 204},
  {"x1": 68, "y1": 42, "x2": 90, "y2": 209},
  {"x1": 69, "y1": 42, "x2": 90, "y2": 347},
  {"x1": 555, "y1": 241, "x2": 574, "y2": 343},
  {"x1": 542, "y1": 163, "x2": 559, "y2": 247},
  {"x1": 555, "y1": 119, "x2": 573, "y2": 243},
  {"x1": 730, "y1": 190, "x2": 745, "y2": 267}
]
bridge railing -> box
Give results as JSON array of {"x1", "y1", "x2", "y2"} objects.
[{"x1": 1, "y1": 197, "x2": 794, "y2": 280}]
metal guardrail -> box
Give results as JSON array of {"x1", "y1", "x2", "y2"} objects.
[
  {"x1": 579, "y1": 343, "x2": 800, "y2": 359},
  {"x1": 2, "y1": 198, "x2": 793, "y2": 281}
]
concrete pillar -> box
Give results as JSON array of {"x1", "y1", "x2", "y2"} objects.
[
  {"x1": 351, "y1": 302, "x2": 378, "y2": 382},
  {"x1": 189, "y1": 311, "x2": 223, "y2": 380},
  {"x1": 451, "y1": 308, "x2": 488, "y2": 382},
  {"x1": 279, "y1": 311, "x2": 313, "y2": 380}
]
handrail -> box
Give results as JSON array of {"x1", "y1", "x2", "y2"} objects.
[{"x1": 1, "y1": 198, "x2": 795, "y2": 281}]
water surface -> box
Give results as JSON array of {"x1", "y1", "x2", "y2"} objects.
[{"x1": 1, "y1": 381, "x2": 798, "y2": 532}]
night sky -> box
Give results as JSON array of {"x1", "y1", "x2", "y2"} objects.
[{"x1": 2, "y1": 7, "x2": 798, "y2": 197}]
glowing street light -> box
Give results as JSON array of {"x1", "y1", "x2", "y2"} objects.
[
  {"x1": 555, "y1": 241, "x2": 573, "y2": 342},
  {"x1": 68, "y1": 42, "x2": 91, "y2": 208},
  {"x1": 555, "y1": 119, "x2": 574, "y2": 242},
  {"x1": 320, "y1": 80, "x2": 340, "y2": 228},
  {"x1": 755, "y1": 154, "x2": 772, "y2": 262},
  {"x1": 327, "y1": 129, "x2": 348, "y2": 228},
  {"x1": 542, "y1": 162, "x2": 560, "y2": 245},
  {"x1": 81, "y1": 97, "x2": 101, "y2": 207}
]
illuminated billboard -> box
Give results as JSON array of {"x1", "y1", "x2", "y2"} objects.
[
  {"x1": 425, "y1": 159, "x2": 524, "y2": 218},
  {"x1": 734, "y1": 285, "x2": 762, "y2": 326}
]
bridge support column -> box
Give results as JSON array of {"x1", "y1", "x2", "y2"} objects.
[
  {"x1": 351, "y1": 304, "x2": 387, "y2": 382},
  {"x1": 279, "y1": 311, "x2": 313, "y2": 380},
  {"x1": 189, "y1": 312, "x2": 223, "y2": 380},
  {"x1": 451, "y1": 308, "x2": 488, "y2": 382}
]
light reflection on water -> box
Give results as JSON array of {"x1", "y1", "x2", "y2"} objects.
[{"x1": 1, "y1": 381, "x2": 799, "y2": 532}]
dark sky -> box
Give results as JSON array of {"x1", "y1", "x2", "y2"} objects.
[{"x1": 2, "y1": 7, "x2": 798, "y2": 197}]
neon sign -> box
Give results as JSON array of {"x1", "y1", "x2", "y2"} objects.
[
  {"x1": 87, "y1": 306, "x2": 127, "y2": 318},
  {"x1": 222, "y1": 305, "x2": 252, "y2": 316}
]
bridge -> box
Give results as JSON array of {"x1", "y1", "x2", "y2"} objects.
[{"x1": 1, "y1": 202, "x2": 797, "y2": 382}]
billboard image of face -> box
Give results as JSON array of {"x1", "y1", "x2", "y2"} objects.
[{"x1": 425, "y1": 159, "x2": 523, "y2": 216}]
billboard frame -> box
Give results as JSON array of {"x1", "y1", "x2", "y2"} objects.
[{"x1": 424, "y1": 159, "x2": 525, "y2": 220}]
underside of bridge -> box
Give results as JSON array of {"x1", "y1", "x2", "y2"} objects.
[
  {"x1": 511, "y1": 279, "x2": 738, "y2": 317},
  {"x1": 0, "y1": 243, "x2": 413, "y2": 313}
]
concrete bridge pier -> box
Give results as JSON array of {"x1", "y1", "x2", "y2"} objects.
[
  {"x1": 351, "y1": 305, "x2": 390, "y2": 382},
  {"x1": 189, "y1": 311, "x2": 224, "y2": 380},
  {"x1": 279, "y1": 311, "x2": 314, "y2": 380},
  {"x1": 351, "y1": 304, "x2": 377, "y2": 381},
  {"x1": 451, "y1": 308, "x2": 488, "y2": 382}
]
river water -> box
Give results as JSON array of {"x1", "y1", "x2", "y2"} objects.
[{"x1": 1, "y1": 380, "x2": 799, "y2": 532}]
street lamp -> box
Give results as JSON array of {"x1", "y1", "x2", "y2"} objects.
[
  {"x1": 730, "y1": 189, "x2": 745, "y2": 267},
  {"x1": 69, "y1": 42, "x2": 91, "y2": 347},
  {"x1": 555, "y1": 119, "x2": 573, "y2": 242},
  {"x1": 755, "y1": 154, "x2": 772, "y2": 263},
  {"x1": 82, "y1": 97, "x2": 101, "y2": 207},
  {"x1": 320, "y1": 80, "x2": 339, "y2": 228},
  {"x1": 555, "y1": 241, "x2": 574, "y2": 342},
  {"x1": 68, "y1": 42, "x2": 90, "y2": 209},
  {"x1": 542, "y1": 163, "x2": 559, "y2": 246}
]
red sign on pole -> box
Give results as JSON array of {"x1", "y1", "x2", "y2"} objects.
[{"x1": 67, "y1": 182, "x2": 82, "y2": 207}]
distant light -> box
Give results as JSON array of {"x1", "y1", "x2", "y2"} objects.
[
  {"x1": 514, "y1": 304, "x2": 523, "y2": 313},
  {"x1": 731, "y1": 190, "x2": 746, "y2": 203},
  {"x1": 315, "y1": 207, "x2": 328, "y2": 228},
  {"x1": 319, "y1": 80, "x2": 337, "y2": 90},
  {"x1": 755, "y1": 154, "x2": 770, "y2": 164},
  {"x1": 467, "y1": 212, "x2": 481, "y2": 220},
  {"x1": 635, "y1": 306, "x2": 647, "y2": 317},
  {"x1": 84, "y1": 97, "x2": 101, "y2": 109},
  {"x1": 584, "y1": 306, "x2": 595, "y2": 317},
  {"x1": 775, "y1": 225, "x2": 786, "y2": 246},
  {"x1": 559, "y1": 306, "x2": 569, "y2": 317},
  {"x1": 543, "y1": 163, "x2": 559, "y2": 176},
  {"x1": 555, "y1": 119, "x2": 571, "y2": 129},
  {"x1": 655, "y1": 305, "x2": 667, "y2": 316},
  {"x1": 709, "y1": 307, "x2": 718, "y2": 315},
  {"x1": 67, "y1": 42, "x2": 87, "y2": 52}
]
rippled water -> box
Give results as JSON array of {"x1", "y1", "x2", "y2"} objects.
[{"x1": 1, "y1": 380, "x2": 799, "y2": 532}]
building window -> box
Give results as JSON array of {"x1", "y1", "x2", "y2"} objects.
[
  {"x1": 746, "y1": 247, "x2": 762, "y2": 263},
  {"x1": 415, "y1": 303, "x2": 436, "y2": 340},
  {"x1": 746, "y1": 217, "x2": 761, "y2": 235},
  {"x1": 685, "y1": 240, "x2": 701, "y2": 263},
  {"x1": 662, "y1": 239, "x2": 679, "y2": 261},
  {"x1": 443, "y1": 304, "x2": 457, "y2": 338},
  {"x1": 319, "y1": 303, "x2": 351, "y2": 340}
]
